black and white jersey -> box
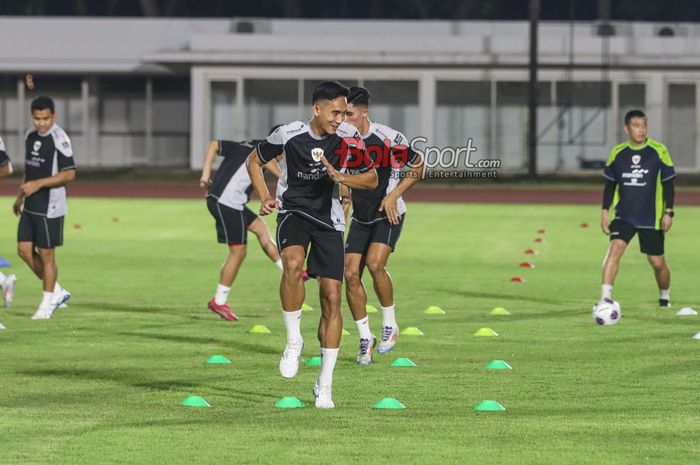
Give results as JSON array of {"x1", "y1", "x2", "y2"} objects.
[
  {"x1": 207, "y1": 140, "x2": 260, "y2": 210},
  {"x1": 349, "y1": 122, "x2": 419, "y2": 224},
  {"x1": 24, "y1": 124, "x2": 76, "y2": 218},
  {"x1": 257, "y1": 121, "x2": 367, "y2": 231},
  {"x1": 0, "y1": 137, "x2": 10, "y2": 168}
]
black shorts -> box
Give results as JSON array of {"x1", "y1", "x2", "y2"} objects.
[
  {"x1": 609, "y1": 219, "x2": 664, "y2": 255},
  {"x1": 345, "y1": 216, "x2": 404, "y2": 255},
  {"x1": 17, "y1": 212, "x2": 64, "y2": 249},
  {"x1": 207, "y1": 198, "x2": 255, "y2": 245},
  {"x1": 277, "y1": 212, "x2": 344, "y2": 282}
]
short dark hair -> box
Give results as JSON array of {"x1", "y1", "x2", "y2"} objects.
[
  {"x1": 311, "y1": 81, "x2": 349, "y2": 105},
  {"x1": 348, "y1": 86, "x2": 370, "y2": 107},
  {"x1": 624, "y1": 109, "x2": 646, "y2": 125},
  {"x1": 31, "y1": 96, "x2": 55, "y2": 113}
]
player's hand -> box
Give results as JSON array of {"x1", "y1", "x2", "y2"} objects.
[
  {"x1": 601, "y1": 210, "x2": 610, "y2": 235},
  {"x1": 19, "y1": 180, "x2": 41, "y2": 197},
  {"x1": 320, "y1": 156, "x2": 343, "y2": 184},
  {"x1": 12, "y1": 197, "x2": 22, "y2": 216},
  {"x1": 379, "y1": 193, "x2": 400, "y2": 225},
  {"x1": 662, "y1": 214, "x2": 673, "y2": 233},
  {"x1": 199, "y1": 176, "x2": 211, "y2": 189},
  {"x1": 259, "y1": 198, "x2": 279, "y2": 216}
]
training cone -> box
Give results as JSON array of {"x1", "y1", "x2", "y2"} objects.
[
  {"x1": 402, "y1": 327, "x2": 424, "y2": 336},
  {"x1": 247, "y1": 325, "x2": 271, "y2": 334},
  {"x1": 519, "y1": 261, "x2": 535, "y2": 268},
  {"x1": 424, "y1": 305, "x2": 445, "y2": 315},
  {"x1": 373, "y1": 398, "x2": 406, "y2": 409},
  {"x1": 206, "y1": 355, "x2": 231, "y2": 364},
  {"x1": 305, "y1": 356, "x2": 321, "y2": 367},
  {"x1": 390, "y1": 358, "x2": 417, "y2": 367},
  {"x1": 510, "y1": 277, "x2": 525, "y2": 283},
  {"x1": 490, "y1": 307, "x2": 511, "y2": 316},
  {"x1": 580, "y1": 222, "x2": 590, "y2": 228},
  {"x1": 474, "y1": 327, "x2": 498, "y2": 337},
  {"x1": 533, "y1": 238, "x2": 543, "y2": 243},
  {"x1": 524, "y1": 249, "x2": 537, "y2": 255},
  {"x1": 676, "y1": 308, "x2": 697, "y2": 316},
  {"x1": 366, "y1": 304, "x2": 378, "y2": 313},
  {"x1": 301, "y1": 303, "x2": 314, "y2": 312},
  {"x1": 274, "y1": 396, "x2": 306, "y2": 409},
  {"x1": 485, "y1": 360, "x2": 512, "y2": 369},
  {"x1": 473, "y1": 400, "x2": 506, "y2": 412},
  {"x1": 181, "y1": 396, "x2": 211, "y2": 408},
  {"x1": 0, "y1": 257, "x2": 10, "y2": 267},
  {"x1": 693, "y1": 332, "x2": 700, "y2": 340},
  {"x1": 341, "y1": 328, "x2": 350, "y2": 336},
  {"x1": 0, "y1": 323, "x2": 5, "y2": 330}
]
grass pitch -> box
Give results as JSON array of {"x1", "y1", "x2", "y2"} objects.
[{"x1": 0, "y1": 197, "x2": 698, "y2": 465}]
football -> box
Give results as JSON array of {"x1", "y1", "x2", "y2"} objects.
[{"x1": 593, "y1": 299, "x2": 622, "y2": 325}]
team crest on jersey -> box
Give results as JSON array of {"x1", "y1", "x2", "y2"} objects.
[
  {"x1": 33, "y1": 141, "x2": 42, "y2": 152},
  {"x1": 632, "y1": 155, "x2": 641, "y2": 165},
  {"x1": 311, "y1": 148, "x2": 324, "y2": 162}
]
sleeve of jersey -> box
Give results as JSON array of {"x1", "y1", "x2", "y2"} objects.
[
  {"x1": 257, "y1": 127, "x2": 284, "y2": 164},
  {"x1": 0, "y1": 138, "x2": 8, "y2": 167},
  {"x1": 219, "y1": 140, "x2": 236, "y2": 157},
  {"x1": 55, "y1": 132, "x2": 76, "y2": 171},
  {"x1": 391, "y1": 131, "x2": 419, "y2": 167},
  {"x1": 658, "y1": 144, "x2": 676, "y2": 181},
  {"x1": 602, "y1": 150, "x2": 618, "y2": 181},
  {"x1": 336, "y1": 122, "x2": 369, "y2": 172}
]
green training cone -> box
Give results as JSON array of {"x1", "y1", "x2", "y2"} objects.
[
  {"x1": 372, "y1": 398, "x2": 406, "y2": 409},
  {"x1": 474, "y1": 327, "x2": 498, "y2": 337},
  {"x1": 301, "y1": 303, "x2": 314, "y2": 312},
  {"x1": 490, "y1": 307, "x2": 511, "y2": 316},
  {"x1": 473, "y1": 400, "x2": 506, "y2": 412},
  {"x1": 248, "y1": 325, "x2": 271, "y2": 334},
  {"x1": 424, "y1": 306, "x2": 445, "y2": 315},
  {"x1": 342, "y1": 328, "x2": 350, "y2": 336},
  {"x1": 274, "y1": 396, "x2": 306, "y2": 408},
  {"x1": 206, "y1": 355, "x2": 231, "y2": 365},
  {"x1": 366, "y1": 304, "x2": 378, "y2": 313},
  {"x1": 402, "y1": 327, "x2": 424, "y2": 336},
  {"x1": 181, "y1": 396, "x2": 211, "y2": 408},
  {"x1": 390, "y1": 358, "x2": 417, "y2": 367},
  {"x1": 305, "y1": 356, "x2": 321, "y2": 367},
  {"x1": 485, "y1": 360, "x2": 512, "y2": 370}
]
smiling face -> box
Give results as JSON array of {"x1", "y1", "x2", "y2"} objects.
[
  {"x1": 624, "y1": 116, "x2": 648, "y2": 146},
  {"x1": 311, "y1": 97, "x2": 347, "y2": 136}
]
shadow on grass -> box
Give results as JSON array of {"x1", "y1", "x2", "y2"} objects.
[
  {"x1": 116, "y1": 331, "x2": 280, "y2": 355},
  {"x1": 433, "y1": 288, "x2": 564, "y2": 305}
]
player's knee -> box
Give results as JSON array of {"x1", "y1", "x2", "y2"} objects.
[
  {"x1": 648, "y1": 256, "x2": 666, "y2": 270},
  {"x1": 282, "y1": 258, "x2": 303, "y2": 279},
  {"x1": 17, "y1": 247, "x2": 32, "y2": 262},
  {"x1": 366, "y1": 259, "x2": 386, "y2": 277},
  {"x1": 320, "y1": 288, "x2": 341, "y2": 310},
  {"x1": 37, "y1": 249, "x2": 54, "y2": 264},
  {"x1": 344, "y1": 267, "x2": 361, "y2": 286},
  {"x1": 229, "y1": 244, "x2": 247, "y2": 258}
]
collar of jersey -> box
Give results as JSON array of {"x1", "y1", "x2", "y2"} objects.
[{"x1": 627, "y1": 139, "x2": 649, "y2": 151}]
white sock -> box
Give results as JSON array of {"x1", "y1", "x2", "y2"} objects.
[
  {"x1": 53, "y1": 282, "x2": 63, "y2": 294},
  {"x1": 318, "y1": 348, "x2": 339, "y2": 386},
  {"x1": 274, "y1": 259, "x2": 283, "y2": 270},
  {"x1": 354, "y1": 316, "x2": 372, "y2": 340},
  {"x1": 381, "y1": 304, "x2": 397, "y2": 328},
  {"x1": 40, "y1": 291, "x2": 53, "y2": 308},
  {"x1": 601, "y1": 284, "x2": 613, "y2": 301},
  {"x1": 660, "y1": 289, "x2": 670, "y2": 300},
  {"x1": 214, "y1": 284, "x2": 230, "y2": 305},
  {"x1": 283, "y1": 309, "x2": 302, "y2": 343},
  {"x1": 0, "y1": 272, "x2": 5, "y2": 283}
]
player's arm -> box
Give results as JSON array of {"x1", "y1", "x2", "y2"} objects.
[
  {"x1": 246, "y1": 148, "x2": 280, "y2": 215},
  {"x1": 0, "y1": 161, "x2": 11, "y2": 177},
  {"x1": 320, "y1": 156, "x2": 378, "y2": 190},
  {"x1": 19, "y1": 169, "x2": 75, "y2": 198},
  {"x1": 661, "y1": 178, "x2": 675, "y2": 232},
  {"x1": 339, "y1": 184, "x2": 352, "y2": 222},
  {"x1": 199, "y1": 140, "x2": 219, "y2": 188},
  {"x1": 601, "y1": 180, "x2": 617, "y2": 235},
  {"x1": 380, "y1": 153, "x2": 424, "y2": 225},
  {"x1": 263, "y1": 159, "x2": 282, "y2": 178}
]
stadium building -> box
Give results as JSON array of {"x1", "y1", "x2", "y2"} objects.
[{"x1": 1, "y1": 17, "x2": 700, "y2": 173}]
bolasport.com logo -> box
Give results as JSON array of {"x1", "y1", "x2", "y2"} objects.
[{"x1": 334, "y1": 136, "x2": 501, "y2": 180}]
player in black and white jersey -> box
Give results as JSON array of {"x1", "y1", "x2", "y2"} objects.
[
  {"x1": 0, "y1": 136, "x2": 18, "y2": 308},
  {"x1": 246, "y1": 81, "x2": 378, "y2": 409},
  {"x1": 341, "y1": 86, "x2": 424, "y2": 364},
  {"x1": 13, "y1": 97, "x2": 75, "y2": 320},
  {"x1": 199, "y1": 135, "x2": 283, "y2": 321}
]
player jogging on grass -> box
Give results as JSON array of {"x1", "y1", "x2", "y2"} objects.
[
  {"x1": 199, "y1": 135, "x2": 284, "y2": 321},
  {"x1": 340, "y1": 86, "x2": 424, "y2": 364},
  {"x1": 598, "y1": 109, "x2": 676, "y2": 309},
  {"x1": 246, "y1": 81, "x2": 377, "y2": 409},
  {"x1": 0, "y1": 136, "x2": 17, "y2": 308},
  {"x1": 13, "y1": 96, "x2": 75, "y2": 320}
]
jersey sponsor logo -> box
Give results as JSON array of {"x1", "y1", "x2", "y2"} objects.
[
  {"x1": 632, "y1": 154, "x2": 641, "y2": 165},
  {"x1": 311, "y1": 148, "x2": 324, "y2": 162}
]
